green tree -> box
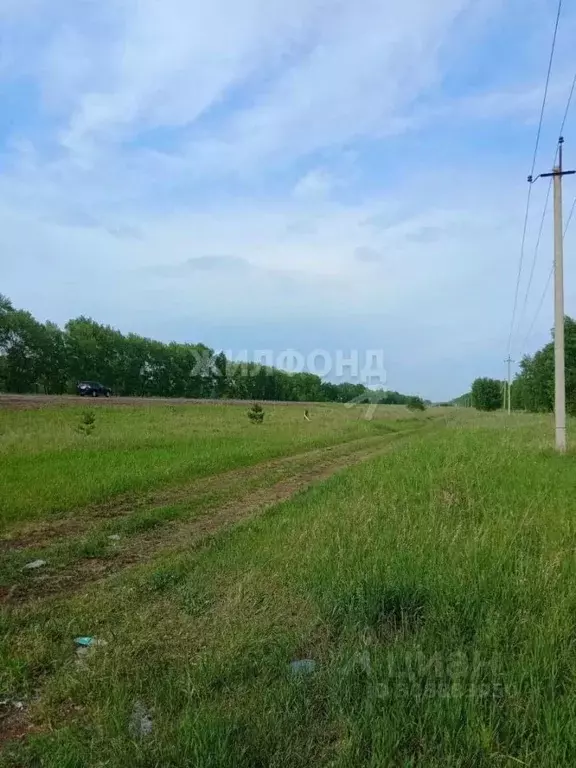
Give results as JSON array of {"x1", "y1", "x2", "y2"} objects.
[
  {"x1": 248, "y1": 403, "x2": 265, "y2": 424},
  {"x1": 320, "y1": 382, "x2": 339, "y2": 402},
  {"x1": 38, "y1": 321, "x2": 68, "y2": 394},
  {"x1": 452, "y1": 392, "x2": 472, "y2": 407},
  {"x1": 0, "y1": 295, "x2": 15, "y2": 390},
  {"x1": 213, "y1": 352, "x2": 228, "y2": 398},
  {"x1": 1, "y1": 308, "x2": 46, "y2": 392},
  {"x1": 471, "y1": 377, "x2": 503, "y2": 411},
  {"x1": 509, "y1": 318, "x2": 576, "y2": 413},
  {"x1": 406, "y1": 396, "x2": 426, "y2": 411}
]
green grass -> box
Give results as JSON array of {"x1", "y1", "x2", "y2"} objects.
[
  {"x1": 0, "y1": 428, "x2": 419, "y2": 590},
  {"x1": 0, "y1": 402, "x2": 430, "y2": 531},
  {"x1": 3, "y1": 411, "x2": 576, "y2": 765}
]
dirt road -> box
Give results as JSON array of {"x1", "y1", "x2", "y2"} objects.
[{"x1": 0, "y1": 394, "x2": 315, "y2": 410}]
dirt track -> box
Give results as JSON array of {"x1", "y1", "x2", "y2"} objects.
[
  {"x1": 2, "y1": 429, "x2": 421, "y2": 604},
  {"x1": 0, "y1": 394, "x2": 315, "y2": 410}
]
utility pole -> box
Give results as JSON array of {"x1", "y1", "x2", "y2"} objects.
[
  {"x1": 535, "y1": 137, "x2": 575, "y2": 452},
  {"x1": 504, "y1": 356, "x2": 514, "y2": 415}
]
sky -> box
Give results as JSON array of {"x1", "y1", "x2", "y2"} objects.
[{"x1": 1, "y1": 0, "x2": 576, "y2": 400}]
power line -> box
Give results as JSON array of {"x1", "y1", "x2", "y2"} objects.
[
  {"x1": 520, "y1": 69, "x2": 576, "y2": 334},
  {"x1": 507, "y1": 0, "x2": 563, "y2": 357},
  {"x1": 516, "y1": 57, "x2": 576, "y2": 353},
  {"x1": 520, "y1": 194, "x2": 576, "y2": 352},
  {"x1": 519, "y1": 69, "x2": 576, "y2": 337},
  {"x1": 558, "y1": 71, "x2": 576, "y2": 137},
  {"x1": 567, "y1": 195, "x2": 576, "y2": 234},
  {"x1": 521, "y1": 266, "x2": 552, "y2": 355},
  {"x1": 529, "y1": 0, "x2": 563, "y2": 177},
  {"x1": 508, "y1": 183, "x2": 534, "y2": 356},
  {"x1": 517, "y1": 177, "x2": 553, "y2": 334}
]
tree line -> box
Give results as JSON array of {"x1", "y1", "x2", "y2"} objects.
[
  {"x1": 0, "y1": 295, "x2": 424, "y2": 405},
  {"x1": 464, "y1": 317, "x2": 576, "y2": 412},
  {"x1": 510, "y1": 316, "x2": 576, "y2": 414}
]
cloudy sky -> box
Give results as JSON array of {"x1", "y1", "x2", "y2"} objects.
[{"x1": 1, "y1": 0, "x2": 576, "y2": 400}]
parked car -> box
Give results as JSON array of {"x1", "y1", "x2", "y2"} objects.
[{"x1": 77, "y1": 381, "x2": 112, "y2": 398}]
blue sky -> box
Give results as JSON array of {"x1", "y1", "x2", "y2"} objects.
[{"x1": 1, "y1": 0, "x2": 576, "y2": 400}]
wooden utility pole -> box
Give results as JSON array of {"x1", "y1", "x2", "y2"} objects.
[
  {"x1": 537, "y1": 137, "x2": 575, "y2": 452},
  {"x1": 504, "y1": 356, "x2": 514, "y2": 415}
]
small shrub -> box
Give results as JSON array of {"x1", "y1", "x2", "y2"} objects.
[
  {"x1": 406, "y1": 396, "x2": 426, "y2": 412},
  {"x1": 248, "y1": 403, "x2": 265, "y2": 424},
  {"x1": 77, "y1": 410, "x2": 96, "y2": 436}
]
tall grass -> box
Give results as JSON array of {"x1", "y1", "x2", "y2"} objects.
[{"x1": 3, "y1": 414, "x2": 576, "y2": 765}]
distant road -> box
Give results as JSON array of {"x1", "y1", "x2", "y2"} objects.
[{"x1": 0, "y1": 394, "x2": 318, "y2": 410}]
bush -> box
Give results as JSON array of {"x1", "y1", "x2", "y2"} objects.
[
  {"x1": 248, "y1": 403, "x2": 265, "y2": 424},
  {"x1": 406, "y1": 396, "x2": 426, "y2": 412},
  {"x1": 471, "y1": 378, "x2": 503, "y2": 411}
]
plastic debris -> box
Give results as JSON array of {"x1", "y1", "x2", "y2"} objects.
[
  {"x1": 290, "y1": 659, "x2": 317, "y2": 675},
  {"x1": 129, "y1": 701, "x2": 153, "y2": 738},
  {"x1": 74, "y1": 636, "x2": 107, "y2": 647},
  {"x1": 23, "y1": 559, "x2": 46, "y2": 570},
  {"x1": 108, "y1": 534, "x2": 121, "y2": 541},
  {"x1": 75, "y1": 636, "x2": 94, "y2": 647},
  {"x1": 74, "y1": 637, "x2": 107, "y2": 668}
]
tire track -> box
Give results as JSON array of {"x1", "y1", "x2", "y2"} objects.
[
  {"x1": 2, "y1": 429, "x2": 425, "y2": 550},
  {"x1": 6, "y1": 426, "x2": 431, "y2": 604}
]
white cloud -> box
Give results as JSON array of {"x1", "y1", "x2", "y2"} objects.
[
  {"x1": 441, "y1": 78, "x2": 576, "y2": 126},
  {"x1": 0, "y1": 175, "x2": 524, "y2": 328},
  {"x1": 56, "y1": 0, "x2": 331, "y2": 154},
  {"x1": 292, "y1": 169, "x2": 336, "y2": 200},
  {"x1": 2, "y1": 0, "x2": 475, "y2": 168},
  {"x1": 172, "y1": 0, "x2": 475, "y2": 175}
]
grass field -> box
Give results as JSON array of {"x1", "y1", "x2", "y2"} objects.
[
  {"x1": 2, "y1": 403, "x2": 576, "y2": 765},
  {"x1": 0, "y1": 402, "x2": 429, "y2": 530}
]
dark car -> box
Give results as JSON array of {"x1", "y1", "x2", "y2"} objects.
[{"x1": 77, "y1": 381, "x2": 112, "y2": 398}]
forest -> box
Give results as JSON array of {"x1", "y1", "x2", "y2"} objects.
[
  {"x1": 0, "y1": 295, "x2": 418, "y2": 405},
  {"x1": 464, "y1": 317, "x2": 576, "y2": 413}
]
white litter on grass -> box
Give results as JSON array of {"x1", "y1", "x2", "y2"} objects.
[
  {"x1": 0, "y1": 699, "x2": 26, "y2": 710},
  {"x1": 129, "y1": 701, "x2": 153, "y2": 738},
  {"x1": 108, "y1": 534, "x2": 121, "y2": 541},
  {"x1": 290, "y1": 659, "x2": 317, "y2": 675},
  {"x1": 23, "y1": 559, "x2": 46, "y2": 570}
]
